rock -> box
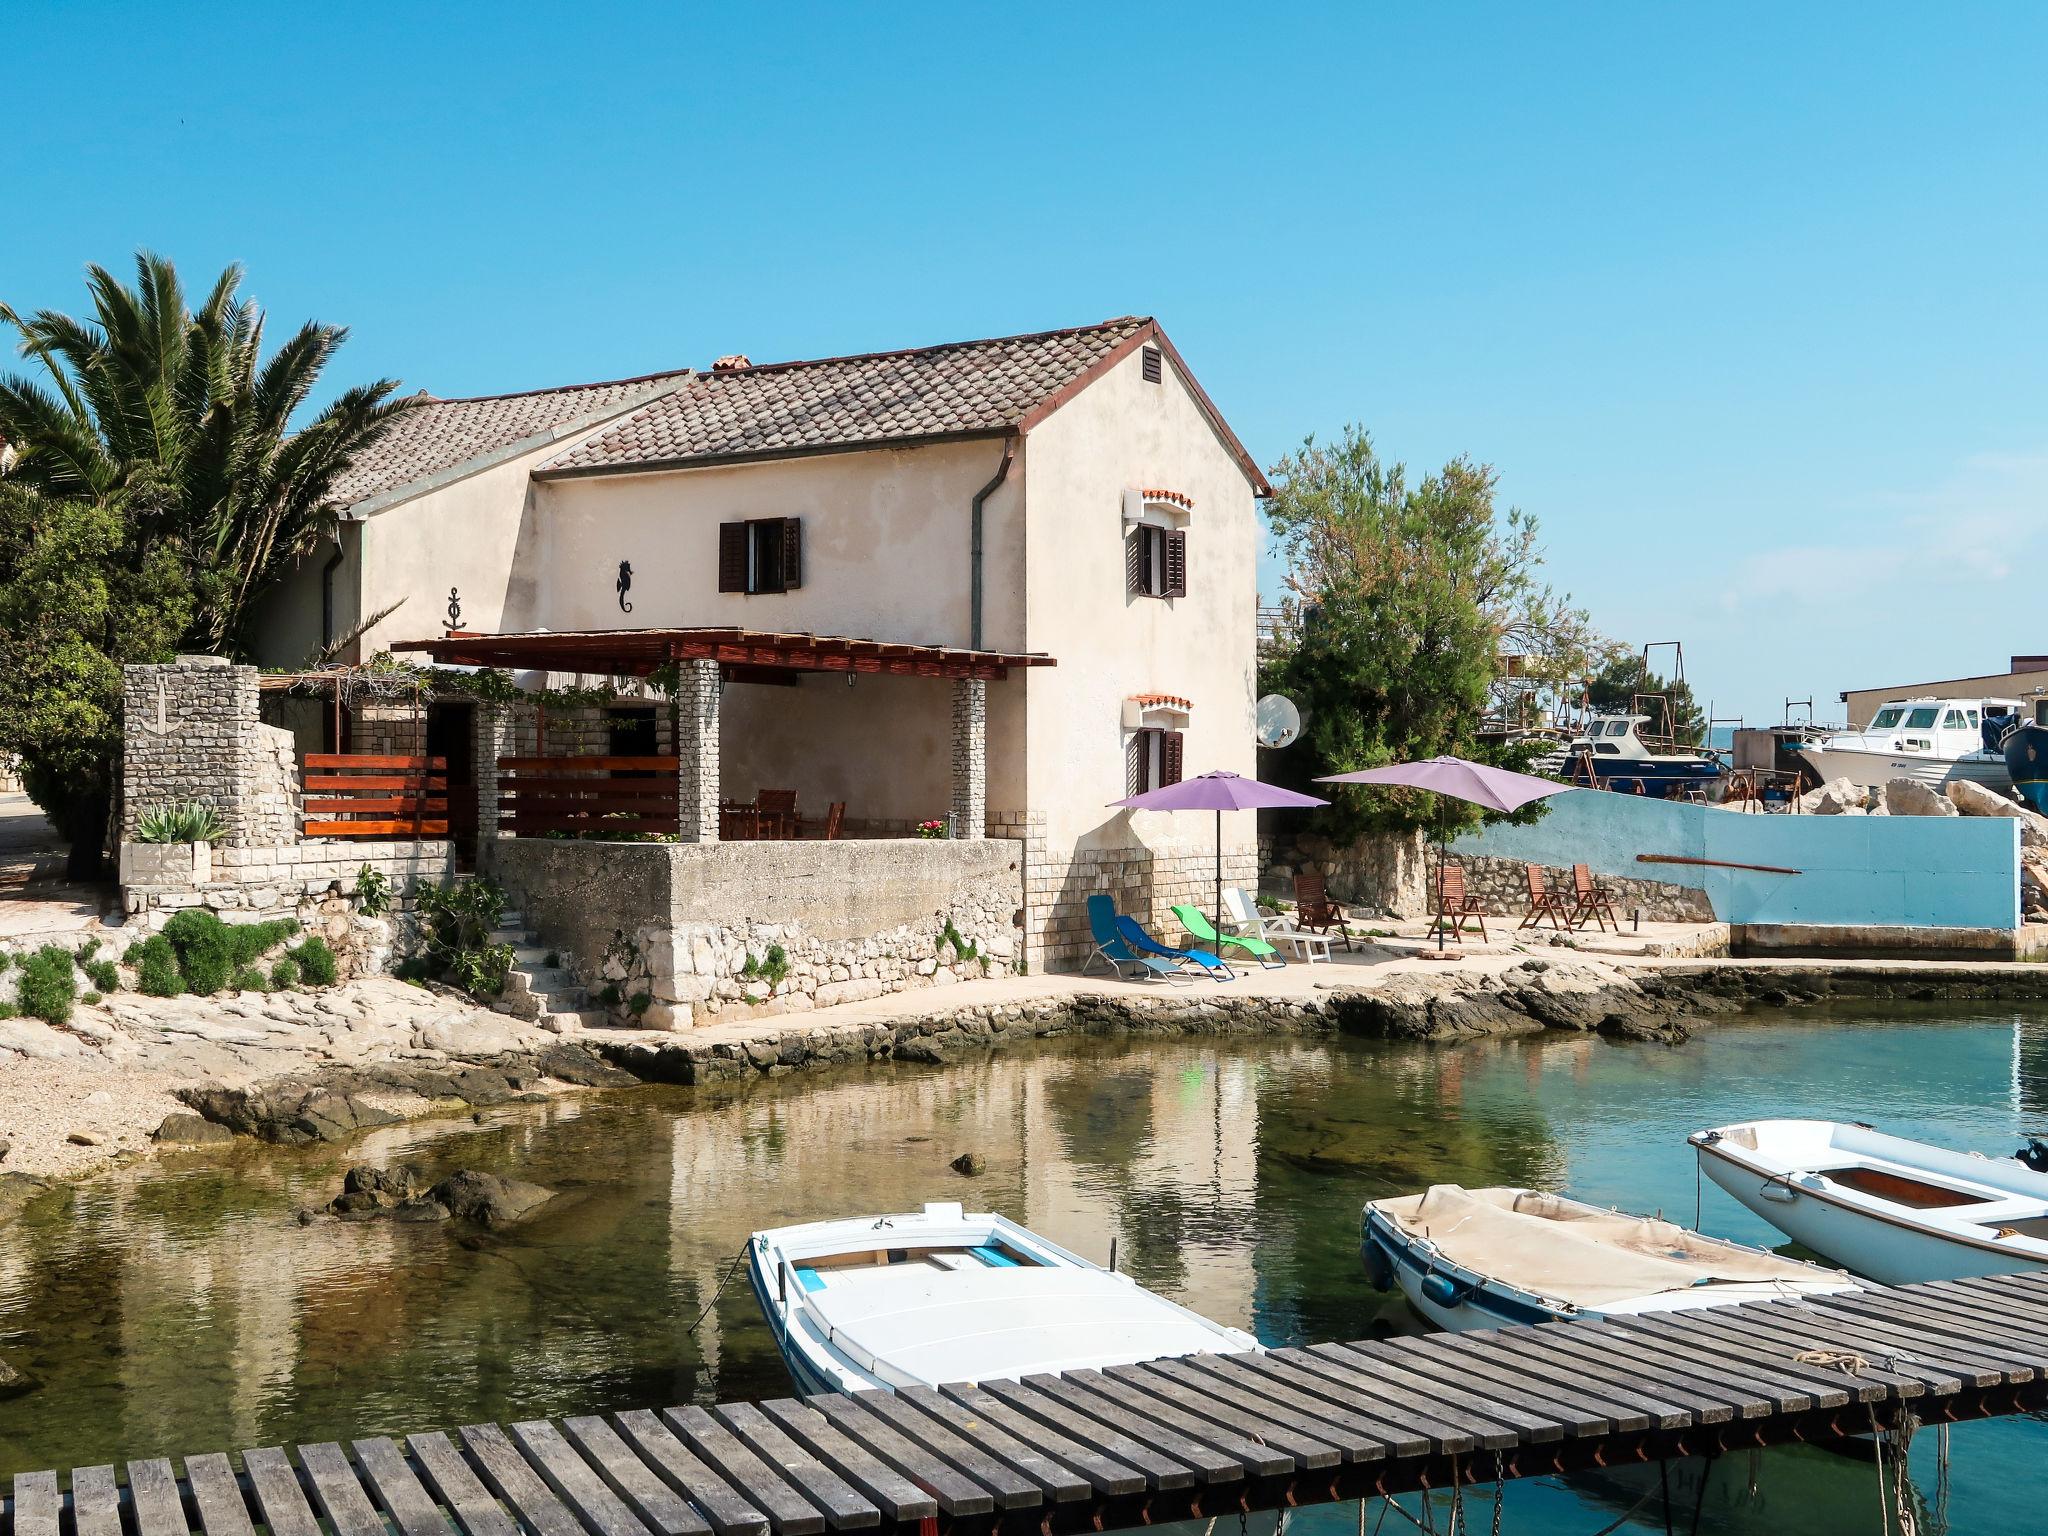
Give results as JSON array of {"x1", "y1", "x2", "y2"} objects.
[
  {"x1": 66, "y1": 1131, "x2": 101, "y2": 1147},
  {"x1": 1947, "y1": 778, "x2": 2048, "y2": 847},
  {"x1": 950, "y1": 1152, "x2": 986, "y2": 1176},
  {"x1": 1801, "y1": 776, "x2": 1868, "y2": 814},
  {"x1": 153, "y1": 1112, "x2": 237, "y2": 1145},
  {"x1": 0, "y1": 1172, "x2": 53, "y2": 1222},
  {"x1": 430, "y1": 1169, "x2": 555, "y2": 1227},
  {"x1": 0, "y1": 1138, "x2": 9, "y2": 1164},
  {"x1": 0, "y1": 1354, "x2": 33, "y2": 1399},
  {"x1": 1883, "y1": 778, "x2": 1958, "y2": 817}
]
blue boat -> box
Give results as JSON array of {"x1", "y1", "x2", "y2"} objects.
[
  {"x1": 2003, "y1": 699, "x2": 2048, "y2": 815},
  {"x1": 1562, "y1": 713, "x2": 1724, "y2": 799}
]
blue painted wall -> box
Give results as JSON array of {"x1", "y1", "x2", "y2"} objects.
[{"x1": 1451, "y1": 789, "x2": 2019, "y2": 931}]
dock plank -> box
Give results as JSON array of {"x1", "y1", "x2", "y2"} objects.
[
  {"x1": 242, "y1": 1449, "x2": 321, "y2": 1536},
  {"x1": 1194, "y1": 1353, "x2": 1444, "y2": 1458},
  {"x1": 754, "y1": 1401, "x2": 936, "y2": 1525},
  {"x1": 1581, "y1": 1317, "x2": 1839, "y2": 1410},
  {"x1": 612, "y1": 1410, "x2": 770, "y2": 1536},
  {"x1": 1506, "y1": 1323, "x2": 1763, "y2": 1418},
  {"x1": 184, "y1": 1454, "x2": 256, "y2": 1536},
  {"x1": 711, "y1": 1402, "x2": 882, "y2": 1528},
  {"x1": 299, "y1": 1444, "x2": 387, "y2": 1536},
  {"x1": 459, "y1": 1423, "x2": 588, "y2": 1536},
  {"x1": 1015, "y1": 1371, "x2": 1251, "y2": 1480},
  {"x1": 848, "y1": 1390, "x2": 1054, "y2": 1504},
  {"x1": 1140, "y1": 1356, "x2": 1389, "y2": 1463},
  {"x1": 1377, "y1": 1336, "x2": 1627, "y2": 1436},
  {"x1": 10, "y1": 1471, "x2": 59, "y2": 1536},
  {"x1": 1825, "y1": 1293, "x2": 2048, "y2": 1375},
  {"x1": 1761, "y1": 1300, "x2": 2019, "y2": 1385},
  {"x1": 126, "y1": 1459, "x2": 189, "y2": 1536},
  {"x1": 974, "y1": 1377, "x2": 1206, "y2": 1489},
  {"x1": 511, "y1": 1420, "x2": 653, "y2": 1536},
  {"x1": 803, "y1": 1395, "x2": 999, "y2": 1517},
  {"x1": 68, "y1": 1465, "x2": 124, "y2": 1536},
  {"x1": 1661, "y1": 1310, "x2": 1958, "y2": 1397},
  {"x1": 1868, "y1": 1285, "x2": 2048, "y2": 1348},
  {"x1": 1063, "y1": 1369, "x2": 1296, "y2": 1476},
  {"x1": 929, "y1": 1384, "x2": 1146, "y2": 1497},
  {"x1": 663, "y1": 1406, "x2": 831, "y2": 1534},
  {"x1": 406, "y1": 1431, "x2": 520, "y2": 1536},
  {"x1": 353, "y1": 1436, "x2": 454, "y2": 1536},
  {"x1": 1464, "y1": 1330, "x2": 1703, "y2": 1428},
  {"x1": 1281, "y1": 1346, "x2": 1534, "y2": 1447},
  {"x1": 562, "y1": 1415, "x2": 714, "y2": 1536}
]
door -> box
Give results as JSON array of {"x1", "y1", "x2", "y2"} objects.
[{"x1": 425, "y1": 701, "x2": 476, "y2": 868}]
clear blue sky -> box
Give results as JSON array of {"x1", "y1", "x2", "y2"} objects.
[{"x1": 8, "y1": 2, "x2": 2047, "y2": 723}]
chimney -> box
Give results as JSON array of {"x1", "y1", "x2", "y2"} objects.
[{"x1": 711, "y1": 354, "x2": 752, "y2": 373}]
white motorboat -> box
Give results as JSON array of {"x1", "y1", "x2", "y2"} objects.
[
  {"x1": 1796, "y1": 695, "x2": 2018, "y2": 794},
  {"x1": 1359, "y1": 1185, "x2": 1856, "y2": 1331},
  {"x1": 1562, "y1": 714, "x2": 1724, "y2": 799},
  {"x1": 1692, "y1": 1119, "x2": 2048, "y2": 1284},
  {"x1": 747, "y1": 1201, "x2": 1259, "y2": 1395}
]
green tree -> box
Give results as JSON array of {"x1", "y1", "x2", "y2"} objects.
[
  {"x1": 1261, "y1": 425, "x2": 1588, "y2": 840},
  {"x1": 0, "y1": 254, "x2": 411, "y2": 872}
]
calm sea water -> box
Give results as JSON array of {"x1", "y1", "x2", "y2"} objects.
[{"x1": 3, "y1": 1004, "x2": 2044, "y2": 1533}]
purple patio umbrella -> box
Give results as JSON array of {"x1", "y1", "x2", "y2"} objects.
[
  {"x1": 1315, "y1": 756, "x2": 1572, "y2": 950},
  {"x1": 1111, "y1": 771, "x2": 1328, "y2": 956}
]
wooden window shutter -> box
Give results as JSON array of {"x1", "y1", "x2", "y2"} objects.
[
  {"x1": 780, "y1": 517, "x2": 803, "y2": 590},
  {"x1": 1125, "y1": 527, "x2": 1147, "y2": 596},
  {"x1": 1125, "y1": 731, "x2": 1148, "y2": 797},
  {"x1": 1163, "y1": 530, "x2": 1187, "y2": 597},
  {"x1": 1162, "y1": 730, "x2": 1184, "y2": 787},
  {"x1": 718, "y1": 522, "x2": 747, "y2": 593}
]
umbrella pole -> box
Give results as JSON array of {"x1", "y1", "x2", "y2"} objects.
[
  {"x1": 1214, "y1": 808, "x2": 1224, "y2": 960},
  {"x1": 1437, "y1": 799, "x2": 1448, "y2": 953}
]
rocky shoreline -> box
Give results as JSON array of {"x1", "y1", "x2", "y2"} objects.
[{"x1": 6, "y1": 954, "x2": 2048, "y2": 1206}]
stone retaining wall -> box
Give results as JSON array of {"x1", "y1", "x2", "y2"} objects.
[
  {"x1": 1450, "y1": 853, "x2": 1715, "y2": 923},
  {"x1": 1260, "y1": 829, "x2": 1431, "y2": 917},
  {"x1": 489, "y1": 837, "x2": 1024, "y2": 1027}
]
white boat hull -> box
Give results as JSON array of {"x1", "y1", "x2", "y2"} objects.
[
  {"x1": 1796, "y1": 745, "x2": 2011, "y2": 794},
  {"x1": 1693, "y1": 1120, "x2": 2048, "y2": 1285}
]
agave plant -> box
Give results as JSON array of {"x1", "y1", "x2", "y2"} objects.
[
  {"x1": 0, "y1": 252, "x2": 416, "y2": 652},
  {"x1": 134, "y1": 802, "x2": 226, "y2": 845}
]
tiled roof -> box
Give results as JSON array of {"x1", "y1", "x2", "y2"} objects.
[
  {"x1": 538, "y1": 318, "x2": 1154, "y2": 476},
  {"x1": 328, "y1": 372, "x2": 691, "y2": 511}
]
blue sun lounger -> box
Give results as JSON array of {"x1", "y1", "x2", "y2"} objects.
[
  {"x1": 1082, "y1": 894, "x2": 1188, "y2": 983},
  {"x1": 1116, "y1": 914, "x2": 1234, "y2": 981}
]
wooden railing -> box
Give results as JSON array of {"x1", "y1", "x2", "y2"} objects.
[
  {"x1": 304, "y1": 754, "x2": 448, "y2": 838},
  {"x1": 497, "y1": 755, "x2": 679, "y2": 837}
]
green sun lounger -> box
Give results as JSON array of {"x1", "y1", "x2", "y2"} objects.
[{"x1": 1172, "y1": 904, "x2": 1284, "y2": 968}]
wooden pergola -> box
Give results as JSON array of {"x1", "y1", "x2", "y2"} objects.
[{"x1": 393, "y1": 627, "x2": 1056, "y2": 681}]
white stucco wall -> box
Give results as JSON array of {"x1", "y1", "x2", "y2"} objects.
[
  {"x1": 1017, "y1": 345, "x2": 1262, "y2": 852},
  {"x1": 719, "y1": 672, "x2": 956, "y2": 827},
  {"x1": 529, "y1": 440, "x2": 1026, "y2": 650}
]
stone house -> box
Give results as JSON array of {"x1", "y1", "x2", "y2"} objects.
[{"x1": 250, "y1": 318, "x2": 1268, "y2": 973}]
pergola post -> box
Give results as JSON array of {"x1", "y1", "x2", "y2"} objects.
[
  {"x1": 675, "y1": 658, "x2": 722, "y2": 842},
  {"x1": 474, "y1": 702, "x2": 516, "y2": 845},
  {"x1": 950, "y1": 677, "x2": 987, "y2": 840}
]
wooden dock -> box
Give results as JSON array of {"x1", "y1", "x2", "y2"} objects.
[{"x1": 8, "y1": 1273, "x2": 2048, "y2": 1536}]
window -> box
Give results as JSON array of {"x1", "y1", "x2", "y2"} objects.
[
  {"x1": 1125, "y1": 524, "x2": 1187, "y2": 599},
  {"x1": 1942, "y1": 709, "x2": 1967, "y2": 729},
  {"x1": 718, "y1": 517, "x2": 803, "y2": 595},
  {"x1": 1905, "y1": 706, "x2": 1939, "y2": 729},
  {"x1": 1605, "y1": 720, "x2": 1630, "y2": 737},
  {"x1": 1870, "y1": 707, "x2": 1905, "y2": 728},
  {"x1": 1594, "y1": 743, "x2": 1621, "y2": 756},
  {"x1": 1968, "y1": 709, "x2": 1981, "y2": 727},
  {"x1": 1126, "y1": 727, "x2": 1184, "y2": 794}
]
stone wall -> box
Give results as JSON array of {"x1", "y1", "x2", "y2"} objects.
[
  {"x1": 122, "y1": 657, "x2": 300, "y2": 847},
  {"x1": 1260, "y1": 828, "x2": 1432, "y2": 917},
  {"x1": 488, "y1": 837, "x2": 1024, "y2": 1027},
  {"x1": 1448, "y1": 852, "x2": 1715, "y2": 923}
]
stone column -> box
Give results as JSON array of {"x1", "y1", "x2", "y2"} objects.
[
  {"x1": 122, "y1": 656, "x2": 265, "y2": 846},
  {"x1": 675, "y1": 659, "x2": 721, "y2": 842},
  {"x1": 950, "y1": 677, "x2": 987, "y2": 840},
  {"x1": 473, "y1": 704, "x2": 518, "y2": 846}
]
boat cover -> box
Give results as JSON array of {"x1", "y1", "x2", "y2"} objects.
[{"x1": 1380, "y1": 1185, "x2": 1833, "y2": 1309}]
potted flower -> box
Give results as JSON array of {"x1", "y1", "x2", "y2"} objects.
[
  {"x1": 915, "y1": 818, "x2": 949, "y2": 840},
  {"x1": 121, "y1": 802, "x2": 225, "y2": 886}
]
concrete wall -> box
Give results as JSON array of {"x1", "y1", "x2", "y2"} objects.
[
  {"x1": 489, "y1": 837, "x2": 1024, "y2": 1024},
  {"x1": 1452, "y1": 789, "x2": 2022, "y2": 931}
]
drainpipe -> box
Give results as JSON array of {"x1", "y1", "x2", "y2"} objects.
[
  {"x1": 320, "y1": 532, "x2": 346, "y2": 652},
  {"x1": 970, "y1": 437, "x2": 1016, "y2": 651}
]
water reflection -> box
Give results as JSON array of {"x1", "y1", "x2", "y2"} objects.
[{"x1": 2, "y1": 1006, "x2": 2044, "y2": 1535}]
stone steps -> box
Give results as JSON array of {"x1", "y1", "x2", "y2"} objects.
[{"x1": 490, "y1": 912, "x2": 607, "y2": 1031}]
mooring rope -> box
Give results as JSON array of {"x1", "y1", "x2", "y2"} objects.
[{"x1": 683, "y1": 1241, "x2": 751, "y2": 1335}]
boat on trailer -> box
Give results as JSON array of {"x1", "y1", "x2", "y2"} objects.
[
  {"x1": 1562, "y1": 714, "x2": 1725, "y2": 799},
  {"x1": 1692, "y1": 1118, "x2": 2048, "y2": 1284},
  {"x1": 1360, "y1": 1185, "x2": 1856, "y2": 1330},
  {"x1": 747, "y1": 1201, "x2": 1259, "y2": 1395}
]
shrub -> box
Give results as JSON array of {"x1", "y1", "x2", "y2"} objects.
[
  {"x1": 74, "y1": 937, "x2": 100, "y2": 964},
  {"x1": 85, "y1": 959, "x2": 119, "y2": 993},
  {"x1": 0, "y1": 1001, "x2": 15, "y2": 1019},
  {"x1": 598, "y1": 981, "x2": 622, "y2": 1007},
  {"x1": 270, "y1": 956, "x2": 302, "y2": 990},
  {"x1": 134, "y1": 935, "x2": 184, "y2": 997},
  {"x1": 18, "y1": 945, "x2": 78, "y2": 1025},
  {"x1": 355, "y1": 864, "x2": 392, "y2": 918},
  {"x1": 135, "y1": 802, "x2": 226, "y2": 844},
  {"x1": 160, "y1": 911, "x2": 298, "y2": 995},
  {"x1": 414, "y1": 876, "x2": 513, "y2": 998},
  {"x1": 231, "y1": 965, "x2": 269, "y2": 993},
  {"x1": 292, "y1": 936, "x2": 339, "y2": 987},
  {"x1": 82, "y1": 991, "x2": 101, "y2": 1005},
  {"x1": 628, "y1": 991, "x2": 653, "y2": 1017},
  {"x1": 0, "y1": 952, "x2": 10, "y2": 970}
]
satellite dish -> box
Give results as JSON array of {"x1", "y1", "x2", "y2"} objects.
[{"x1": 1256, "y1": 694, "x2": 1302, "y2": 749}]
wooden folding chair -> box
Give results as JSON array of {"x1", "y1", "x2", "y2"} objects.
[
  {"x1": 1518, "y1": 864, "x2": 1572, "y2": 930},
  {"x1": 819, "y1": 801, "x2": 846, "y2": 840},
  {"x1": 1572, "y1": 863, "x2": 1620, "y2": 932},
  {"x1": 756, "y1": 788, "x2": 799, "y2": 839},
  {"x1": 1292, "y1": 873, "x2": 1355, "y2": 952},
  {"x1": 1428, "y1": 863, "x2": 1488, "y2": 942}
]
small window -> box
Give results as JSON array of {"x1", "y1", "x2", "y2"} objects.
[
  {"x1": 718, "y1": 517, "x2": 803, "y2": 595},
  {"x1": 1606, "y1": 721, "x2": 1631, "y2": 737},
  {"x1": 1595, "y1": 743, "x2": 1621, "y2": 756},
  {"x1": 1905, "y1": 706, "x2": 1939, "y2": 729},
  {"x1": 1141, "y1": 346, "x2": 1163, "y2": 384},
  {"x1": 1125, "y1": 727, "x2": 1184, "y2": 794},
  {"x1": 1870, "y1": 707, "x2": 1905, "y2": 728},
  {"x1": 1967, "y1": 709, "x2": 1981, "y2": 727},
  {"x1": 1942, "y1": 709, "x2": 1967, "y2": 729},
  {"x1": 1125, "y1": 525, "x2": 1187, "y2": 599}
]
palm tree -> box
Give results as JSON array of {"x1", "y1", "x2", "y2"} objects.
[{"x1": 0, "y1": 251, "x2": 414, "y2": 652}]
